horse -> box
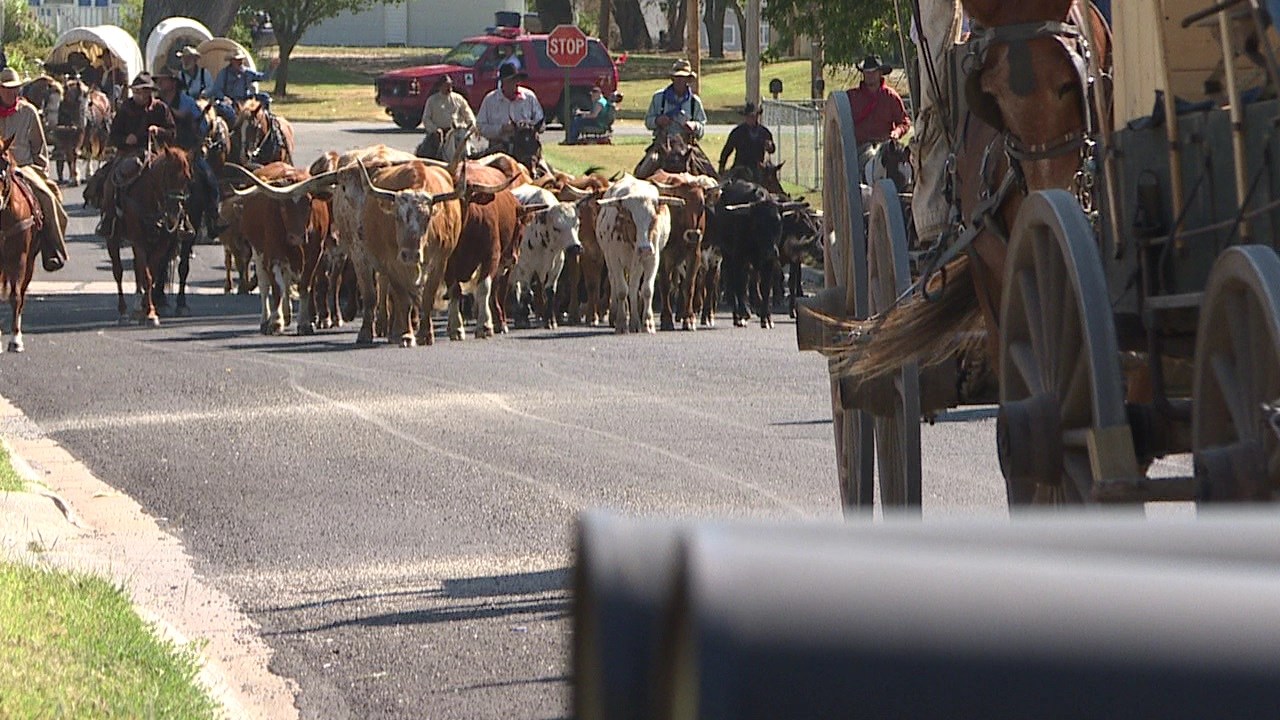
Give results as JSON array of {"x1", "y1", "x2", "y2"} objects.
[
  {"x1": 78, "y1": 87, "x2": 113, "y2": 184},
  {"x1": 21, "y1": 76, "x2": 61, "y2": 138},
  {"x1": 863, "y1": 139, "x2": 913, "y2": 191},
  {"x1": 635, "y1": 125, "x2": 719, "y2": 179},
  {"x1": 415, "y1": 125, "x2": 479, "y2": 163},
  {"x1": 106, "y1": 145, "x2": 193, "y2": 325},
  {"x1": 829, "y1": 0, "x2": 1109, "y2": 378},
  {"x1": 0, "y1": 136, "x2": 41, "y2": 353},
  {"x1": 231, "y1": 97, "x2": 294, "y2": 168},
  {"x1": 50, "y1": 77, "x2": 90, "y2": 186},
  {"x1": 507, "y1": 122, "x2": 550, "y2": 177}
]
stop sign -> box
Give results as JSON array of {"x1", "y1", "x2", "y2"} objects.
[{"x1": 547, "y1": 24, "x2": 589, "y2": 68}]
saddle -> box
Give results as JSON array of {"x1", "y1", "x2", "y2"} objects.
[{"x1": 11, "y1": 173, "x2": 45, "y2": 234}]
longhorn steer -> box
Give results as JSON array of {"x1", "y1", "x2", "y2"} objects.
[
  {"x1": 708, "y1": 179, "x2": 793, "y2": 328},
  {"x1": 226, "y1": 163, "x2": 337, "y2": 335},
  {"x1": 510, "y1": 183, "x2": 582, "y2": 329},
  {"x1": 594, "y1": 174, "x2": 684, "y2": 334},
  {"x1": 777, "y1": 206, "x2": 823, "y2": 318},
  {"x1": 445, "y1": 165, "x2": 523, "y2": 339},
  {"x1": 650, "y1": 170, "x2": 717, "y2": 331}
]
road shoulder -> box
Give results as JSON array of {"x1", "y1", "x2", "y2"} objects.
[{"x1": 0, "y1": 393, "x2": 299, "y2": 720}]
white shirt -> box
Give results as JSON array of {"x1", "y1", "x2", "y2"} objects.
[{"x1": 476, "y1": 86, "x2": 544, "y2": 140}]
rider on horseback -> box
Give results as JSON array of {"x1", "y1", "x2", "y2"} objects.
[
  {"x1": 476, "y1": 64, "x2": 543, "y2": 155},
  {"x1": 638, "y1": 59, "x2": 715, "y2": 177},
  {"x1": 177, "y1": 46, "x2": 214, "y2": 100},
  {"x1": 845, "y1": 55, "x2": 911, "y2": 171},
  {"x1": 417, "y1": 75, "x2": 476, "y2": 159},
  {"x1": 0, "y1": 68, "x2": 69, "y2": 272},
  {"x1": 210, "y1": 50, "x2": 267, "y2": 126},
  {"x1": 156, "y1": 68, "x2": 220, "y2": 223},
  {"x1": 96, "y1": 73, "x2": 176, "y2": 239},
  {"x1": 718, "y1": 101, "x2": 776, "y2": 183}
]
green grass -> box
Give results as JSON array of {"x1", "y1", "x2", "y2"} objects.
[
  {"x1": 0, "y1": 443, "x2": 24, "y2": 492},
  {"x1": 0, "y1": 562, "x2": 221, "y2": 719}
]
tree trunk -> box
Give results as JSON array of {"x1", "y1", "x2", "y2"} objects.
[
  {"x1": 705, "y1": 0, "x2": 727, "y2": 58},
  {"x1": 599, "y1": 0, "x2": 613, "y2": 49},
  {"x1": 727, "y1": 0, "x2": 746, "y2": 55},
  {"x1": 273, "y1": 35, "x2": 297, "y2": 96},
  {"x1": 665, "y1": 0, "x2": 686, "y2": 51},
  {"x1": 536, "y1": 0, "x2": 574, "y2": 31},
  {"x1": 141, "y1": 0, "x2": 241, "y2": 46},
  {"x1": 614, "y1": 0, "x2": 653, "y2": 50}
]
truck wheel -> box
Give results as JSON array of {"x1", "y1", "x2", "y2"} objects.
[{"x1": 391, "y1": 111, "x2": 420, "y2": 130}]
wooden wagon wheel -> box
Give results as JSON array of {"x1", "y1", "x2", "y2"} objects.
[
  {"x1": 998, "y1": 190, "x2": 1139, "y2": 506},
  {"x1": 820, "y1": 91, "x2": 874, "y2": 512},
  {"x1": 1192, "y1": 246, "x2": 1280, "y2": 501},
  {"x1": 866, "y1": 179, "x2": 922, "y2": 509}
]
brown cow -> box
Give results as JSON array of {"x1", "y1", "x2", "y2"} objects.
[
  {"x1": 224, "y1": 162, "x2": 336, "y2": 335},
  {"x1": 650, "y1": 170, "x2": 717, "y2": 331},
  {"x1": 448, "y1": 187, "x2": 523, "y2": 339},
  {"x1": 539, "y1": 171, "x2": 611, "y2": 325}
]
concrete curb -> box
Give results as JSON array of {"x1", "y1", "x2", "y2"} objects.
[{"x1": 0, "y1": 395, "x2": 299, "y2": 720}]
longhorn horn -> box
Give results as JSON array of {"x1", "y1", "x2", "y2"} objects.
[
  {"x1": 558, "y1": 183, "x2": 593, "y2": 200},
  {"x1": 650, "y1": 179, "x2": 681, "y2": 191},
  {"x1": 447, "y1": 126, "x2": 475, "y2": 177},
  {"x1": 226, "y1": 163, "x2": 331, "y2": 200},
  {"x1": 465, "y1": 172, "x2": 518, "y2": 197},
  {"x1": 657, "y1": 195, "x2": 686, "y2": 207},
  {"x1": 357, "y1": 161, "x2": 400, "y2": 202}
]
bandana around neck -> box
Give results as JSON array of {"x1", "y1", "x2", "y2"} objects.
[{"x1": 0, "y1": 102, "x2": 19, "y2": 119}]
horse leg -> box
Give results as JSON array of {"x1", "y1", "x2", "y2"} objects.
[
  {"x1": 107, "y1": 236, "x2": 128, "y2": 324},
  {"x1": 223, "y1": 245, "x2": 234, "y2": 293},
  {"x1": 176, "y1": 234, "x2": 193, "y2": 317},
  {"x1": 133, "y1": 244, "x2": 159, "y2": 326}
]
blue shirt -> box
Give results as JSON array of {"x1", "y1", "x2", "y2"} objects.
[
  {"x1": 167, "y1": 91, "x2": 208, "y2": 149},
  {"x1": 211, "y1": 66, "x2": 266, "y2": 102}
]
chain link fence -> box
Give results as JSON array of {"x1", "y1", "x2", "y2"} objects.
[{"x1": 763, "y1": 99, "x2": 824, "y2": 193}]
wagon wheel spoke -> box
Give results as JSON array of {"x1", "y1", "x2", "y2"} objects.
[
  {"x1": 1008, "y1": 340, "x2": 1045, "y2": 396},
  {"x1": 1209, "y1": 353, "x2": 1250, "y2": 439}
]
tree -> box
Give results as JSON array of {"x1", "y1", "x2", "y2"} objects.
[
  {"x1": 704, "y1": 0, "x2": 727, "y2": 57},
  {"x1": 663, "y1": 0, "x2": 686, "y2": 51},
  {"x1": 612, "y1": 0, "x2": 653, "y2": 50},
  {"x1": 241, "y1": 0, "x2": 403, "y2": 96},
  {"x1": 536, "y1": 0, "x2": 574, "y2": 31},
  {"x1": 140, "y1": 0, "x2": 242, "y2": 45},
  {"x1": 762, "y1": 0, "x2": 896, "y2": 69}
]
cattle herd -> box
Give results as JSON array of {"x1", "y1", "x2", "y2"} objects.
[{"x1": 47, "y1": 94, "x2": 826, "y2": 346}]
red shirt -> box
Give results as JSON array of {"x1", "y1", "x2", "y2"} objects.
[{"x1": 846, "y1": 80, "x2": 911, "y2": 145}]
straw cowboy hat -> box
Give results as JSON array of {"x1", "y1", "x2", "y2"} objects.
[
  {"x1": 229, "y1": 49, "x2": 249, "y2": 62},
  {"x1": 858, "y1": 55, "x2": 892, "y2": 73},
  {"x1": 670, "y1": 59, "x2": 697, "y2": 78},
  {"x1": 177, "y1": 45, "x2": 201, "y2": 58},
  {"x1": 130, "y1": 72, "x2": 157, "y2": 91},
  {"x1": 0, "y1": 68, "x2": 23, "y2": 89}
]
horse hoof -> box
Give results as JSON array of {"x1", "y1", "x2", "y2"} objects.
[
  {"x1": 449, "y1": 331, "x2": 465, "y2": 341},
  {"x1": 7, "y1": 340, "x2": 22, "y2": 353},
  {"x1": 297, "y1": 323, "x2": 316, "y2": 336},
  {"x1": 399, "y1": 336, "x2": 416, "y2": 348},
  {"x1": 475, "y1": 327, "x2": 493, "y2": 339},
  {"x1": 144, "y1": 316, "x2": 160, "y2": 328},
  {"x1": 356, "y1": 334, "x2": 375, "y2": 346},
  {"x1": 660, "y1": 321, "x2": 676, "y2": 331},
  {"x1": 682, "y1": 320, "x2": 695, "y2": 331},
  {"x1": 733, "y1": 318, "x2": 747, "y2": 328}
]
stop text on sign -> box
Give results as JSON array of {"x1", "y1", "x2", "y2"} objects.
[{"x1": 547, "y1": 25, "x2": 589, "y2": 67}]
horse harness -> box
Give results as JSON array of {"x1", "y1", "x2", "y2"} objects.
[
  {"x1": 245, "y1": 108, "x2": 285, "y2": 165},
  {"x1": 905, "y1": 7, "x2": 1100, "y2": 308}
]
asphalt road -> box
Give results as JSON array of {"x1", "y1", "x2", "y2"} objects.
[{"x1": 2, "y1": 121, "x2": 1025, "y2": 718}]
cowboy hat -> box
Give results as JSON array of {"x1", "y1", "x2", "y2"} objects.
[
  {"x1": 154, "y1": 67, "x2": 185, "y2": 87},
  {"x1": 670, "y1": 59, "x2": 696, "y2": 78},
  {"x1": 0, "y1": 68, "x2": 23, "y2": 89},
  {"x1": 229, "y1": 49, "x2": 249, "y2": 62},
  {"x1": 177, "y1": 45, "x2": 201, "y2": 58},
  {"x1": 130, "y1": 72, "x2": 157, "y2": 91},
  {"x1": 496, "y1": 64, "x2": 527, "y2": 82},
  {"x1": 858, "y1": 55, "x2": 892, "y2": 73},
  {"x1": 739, "y1": 101, "x2": 762, "y2": 116}
]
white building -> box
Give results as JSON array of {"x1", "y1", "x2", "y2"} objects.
[
  {"x1": 302, "y1": 0, "x2": 523, "y2": 47},
  {"x1": 26, "y1": 0, "x2": 125, "y2": 36}
]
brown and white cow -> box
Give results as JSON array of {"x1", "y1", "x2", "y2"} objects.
[
  {"x1": 594, "y1": 174, "x2": 685, "y2": 334},
  {"x1": 225, "y1": 162, "x2": 337, "y2": 335},
  {"x1": 543, "y1": 173, "x2": 611, "y2": 326},
  {"x1": 649, "y1": 170, "x2": 718, "y2": 331},
  {"x1": 445, "y1": 163, "x2": 524, "y2": 339},
  {"x1": 510, "y1": 183, "x2": 581, "y2": 329}
]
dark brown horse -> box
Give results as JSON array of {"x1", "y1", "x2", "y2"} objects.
[
  {"x1": 635, "y1": 126, "x2": 718, "y2": 179},
  {"x1": 232, "y1": 98, "x2": 294, "y2": 168},
  {"x1": 107, "y1": 146, "x2": 193, "y2": 326},
  {"x1": 0, "y1": 136, "x2": 40, "y2": 352},
  {"x1": 837, "y1": 0, "x2": 1109, "y2": 376},
  {"x1": 51, "y1": 77, "x2": 89, "y2": 186}
]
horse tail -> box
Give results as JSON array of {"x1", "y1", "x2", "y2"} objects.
[{"x1": 813, "y1": 256, "x2": 983, "y2": 380}]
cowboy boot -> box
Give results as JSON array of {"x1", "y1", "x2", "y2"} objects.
[{"x1": 40, "y1": 229, "x2": 66, "y2": 272}]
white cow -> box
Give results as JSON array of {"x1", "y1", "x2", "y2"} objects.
[
  {"x1": 594, "y1": 174, "x2": 684, "y2": 334},
  {"x1": 510, "y1": 184, "x2": 583, "y2": 328}
]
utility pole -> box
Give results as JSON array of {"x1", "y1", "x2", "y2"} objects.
[
  {"x1": 599, "y1": 0, "x2": 612, "y2": 48},
  {"x1": 687, "y1": 0, "x2": 701, "y2": 85},
  {"x1": 745, "y1": 0, "x2": 760, "y2": 105}
]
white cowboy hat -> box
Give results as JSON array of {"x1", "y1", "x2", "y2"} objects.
[{"x1": 0, "y1": 69, "x2": 24, "y2": 89}]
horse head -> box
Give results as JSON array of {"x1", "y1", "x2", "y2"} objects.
[
  {"x1": 759, "y1": 160, "x2": 787, "y2": 196},
  {"x1": 509, "y1": 123, "x2": 543, "y2": 172},
  {"x1": 962, "y1": 0, "x2": 1101, "y2": 190}
]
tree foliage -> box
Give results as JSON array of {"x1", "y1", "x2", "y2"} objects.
[
  {"x1": 240, "y1": 0, "x2": 403, "y2": 96},
  {"x1": 3, "y1": 0, "x2": 55, "y2": 76},
  {"x1": 762, "y1": 0, "x2": 898, "y2": 67}
]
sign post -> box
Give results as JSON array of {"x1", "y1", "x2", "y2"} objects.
[{"x1": 547, "y1": 24, "x2": 590, "y2": 143}]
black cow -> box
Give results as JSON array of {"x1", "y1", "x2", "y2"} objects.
[
  {"x1": 708, "y1": 180, "x2": 805, "y2": 328},
  {"x1": 777, "y1": 206, "x2": 822, "y2": 318}
]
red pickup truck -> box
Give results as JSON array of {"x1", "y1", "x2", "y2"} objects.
[{"x1": 374, "y1": 27, "x2": 621, "y2": 129}]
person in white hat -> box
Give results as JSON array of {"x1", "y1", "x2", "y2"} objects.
[
  {"x1": 0, "y1": 68, "x2": 68, "y2": 271},
  {"x1": 177, "y1": 46, "x2": 212, "y2": 100},
  {"x1": 644, "y1": 59, "x2": 707, "y2": 140},
  {"x1": 476, "y1": 64, "x2": 543, "y2": 150}
]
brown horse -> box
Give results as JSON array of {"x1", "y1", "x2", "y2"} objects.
[
  {"x1": 835, "y1": 0, "x2": 1109, "y2": 377},
  {"x1": 107, "y1": 146, "x2": 193, "y2": 326},
  {"x1": 51, "y1": 77, "x2": 89, "y2": 186},
  {"x1": 78, "y1": 87, "x2": 113, "y2": 184},
  {"x1": 0, "y1": 136, "x2": 40, "y2": 352},
  {"x1": 232, "y1": 98, "x2": 294, "y2": 168},
  {"x1": 635, "y1": 126, "x2": 718, "y2": 179}
]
